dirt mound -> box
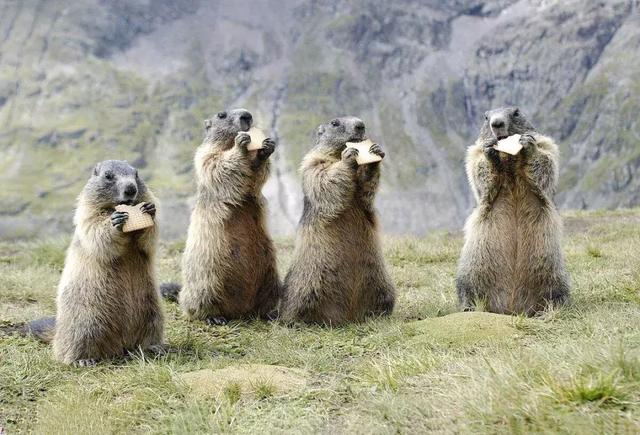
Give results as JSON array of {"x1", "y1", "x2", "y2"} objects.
[
  {"x1": 407, "y1": 312, "x2": 524, "y2": 347},
  {"x1": 178, "y1": 363, "x2": 308, "y2": 400}
]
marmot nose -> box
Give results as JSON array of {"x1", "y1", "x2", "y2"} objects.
[
  {"x1": 491, "y1": 119, "x2": 505, "y2": 129},
  {"x1": 239, "y1": 111, "x2": 252, "y2": 124},
  {"x1": 124, "y1": 183, "x2": 137, "y2": 198},
  {"x1": 354, "y1": 121, "x2": 365, "y2": 133}
]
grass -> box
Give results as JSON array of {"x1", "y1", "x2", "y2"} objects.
[{"x1": 1, "y1": 209, "x2": 640, "y2": 433}]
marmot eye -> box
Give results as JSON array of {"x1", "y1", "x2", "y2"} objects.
[
  {"x1": 331, "y1": 119, "x2": 340, "y2": 127},
  {"x1": 513, "y1": 109, "x2": 520, "y2": 117},
  {"x1": 104, "y1": 171, "x2": 115, "y2": 181},
  {"x1": 217, "y1": 112, "x2": 227, "y2": 119}
]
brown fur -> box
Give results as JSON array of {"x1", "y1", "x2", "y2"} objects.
[
  {"x1": 456, "y1": 107, "x2": 570, "y2": 315},
  {"x1": 179, "y1": 109, "x2": 280, "y2": 322},
  {"x1": 281, "y1": 116, "x2": 396, "y2": 325},
  {"x1": 52, "y1": 160, "x2": 163, "y2": 365}
]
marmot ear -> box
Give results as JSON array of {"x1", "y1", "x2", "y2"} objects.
[
  {"x1": 316, "y1": 125, "x2": 326, "y2": 136},
  {"x1": 93, "y1": 163, "x2": 101, "y2": 176},
  {"x1": 204, "y1": 119, "x2": 212, "y2": 131}
]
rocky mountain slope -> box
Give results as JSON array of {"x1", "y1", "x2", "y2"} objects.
[{"x1": 0, "y1": 0, "x2": 638, "y2": 238}]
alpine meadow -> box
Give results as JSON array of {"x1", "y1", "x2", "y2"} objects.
[{"x1": 1, "y1": 1, "x2": 640, "y2": 434}]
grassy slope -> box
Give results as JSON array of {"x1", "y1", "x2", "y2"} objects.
[
  {"x1": 3, "y1": 2, "x2": 640, "y2": 239},
  {"x1": 1, "y1": 210, "x2": 640, "y2": 434}
]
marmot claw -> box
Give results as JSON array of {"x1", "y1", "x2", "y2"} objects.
[
  {"x1": 235, "y1": 132, "x2": 251, "y2": 150},
  {"x1": 205, "y1": 316, "x2": 228, "y2": 326},
  {"x1": 519, "y1": 132, "x2": 536, "y2": 149},
  {"x1": 369, "y1": 143, "x2": 385, "y2": 158},
  {"x1": 258, "y1": 138, "x2": 276, "y2": 160},
  {"x1": 74, "y1": 358, "x2": 98, "y2": 367},
  {"x1": 483, "y1": 141, "x2": 500, "y2": 164},
  {"x1": 483, "y1": 138, "x2": 498, "y2": 149},
  {"x1": 341, "y1": 147, "x2": 359, "y2": 166},
  {"x1": 111, "y1": 211, "x2": 129, "y2": 229},
  {"x1": 140, "y1": 202, "x2": 156, "y2": 218}
]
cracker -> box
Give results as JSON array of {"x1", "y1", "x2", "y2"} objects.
[
  {"x1": 114, "y1": 203, "x2": 154, "y2": 233},
  {"x1": 247, "y1": 127, "x2": 267, "y2": 151},
  {"x1": 345, "y1": 139, "x2": 383, "y2": 165},
  {"x1": 495, "y1": 134, "x2": 523, "y2": 155}
]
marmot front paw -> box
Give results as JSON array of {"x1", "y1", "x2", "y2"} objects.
[
  {"x1": 483, "y1": 138, "x2": 498, "y2": 150},
  {"x1": 374, "y1": 293, "x2": 395, "y2": 315},
  {"x1": 369, "y1": 143, "x2": 385, "y2": 158},
  {"x1": 483, "y1": 139, "x2": 500, "y2": 164},
  {"x1": 111, "y1": 210, "x2": 129, "y2": 230},
  {"x1": 341, "y1": 147, "x2": 359, "y2": 168},
  {"x1": 519, "y1": 132, "x2": 536, "y2": 150},
  {"x1": 235, "y1": 132, "x2": 251, "y2": 152},
  {"x1": 140, "y1": 202, "x2": 156, "y2": 218},
  {"x1": 258, "y1": 138, "x2": 276, "y2": 160}
]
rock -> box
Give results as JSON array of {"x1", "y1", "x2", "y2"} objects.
[
  {"x1": 177, "y1": 364, "x2": 307, "y2": 400},
  {"x1": 406, "y1": 312, "x2": 523, "y2": 347},
  {"x1": 1, "y1": 0, "x2": 639, "y2": 239}
]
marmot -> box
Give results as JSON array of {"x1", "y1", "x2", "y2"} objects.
[
  {"x1": 456, "y1": 107, "x2": 570, "y2": 315},
  {"x1": 27, "y1": 160, "x2": 164, "y2": 365},
  {"x1": 280, "y1": 116, "x2": 396, "y2": 325},
  {"x1": 167, "y1": 108, "x2": 280, "y2": 324}
]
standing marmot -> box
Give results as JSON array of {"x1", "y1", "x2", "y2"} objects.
[
  {"x1": 172, "y1": 108, "x2": 280, "y2": 324},
  {"x1": 280, "y1": 116, "x2": 396, "y2": 325},
  {"x1": 27, "y1": 160, "x2": 163, "y2": 365},
  {"x1": 456, "y1": 107, "x2": 570, "y2": 315}
]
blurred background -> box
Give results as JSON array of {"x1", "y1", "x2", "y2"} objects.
[{"x1": 0, "y1": 0, "x2": 638, "y2": 240}]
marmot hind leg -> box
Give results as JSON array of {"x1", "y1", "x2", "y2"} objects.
[
  {"x1": 456, "y1": 256, "x2": 500, "y2": 314},
  {"x1": 365, "y1": 275, "x2": 396, "y2": 317},
  {"x1": 298, "y1": 293, "x2": 349, "y2": 326},
  {"x1": 281, "y1": 285, "x2": 317, "y2": 324},
  {"x1": 282, "y1": 279, "x2": 342, "y2": 325},
  {"x1": 137, "y1": 303, "x2": 164, "y2": 351},
  {"x1": 548, "y1": 285, "x2": 570, "y2": 306},
  {"x1": 455, "y1": 274, "x2": 486, "y2": 312},
  {"x1": 252, "y1": 267, "x2": 281, "y2": 320},
  {"x1": 54, "y1": 324, "x2": 123, "y2": 365},
  {"x1": 374, "y1": 288, "x2": 396, "y2": 316},
  {"x1": 179, "y1": 284, "x2": 224, "y2": 322},
  {"x1": 297, "y1": 302, "x2": 346, "y2": 326},
  {"x1": 537, "y1": 279, "x2": 571, "y2": 313}
]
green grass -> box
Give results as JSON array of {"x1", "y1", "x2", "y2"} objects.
[{"x1": 1, "y1": 209, "x2": 640, "y2": 433}]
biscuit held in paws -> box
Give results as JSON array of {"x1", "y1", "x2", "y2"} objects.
[
  {"x1": 345, "y1": 139, "x2": 383, "y2": 165},
  {"x1": 247, "y1": 127, "x2": 267, "y2": 151},
  {"x1": 114, "y1": 203, "x2": 154, "y2": 232},
  {"x1": 495, "y1": 134, "x2": 523, "y2": 155}
]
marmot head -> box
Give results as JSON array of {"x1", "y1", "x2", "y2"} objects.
[
  {"x1": 203, "y1": 108, "x2": 253, "y2": 149},
  {"x1": 84, "y1": 160, "x2": 147, "y2": 208},
  {"x1": 480, "y1": 106, "x2": 535, "y2": 141},
  {"x1": 315, "y1": 116, "x2": 366, "y2": 157}
]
